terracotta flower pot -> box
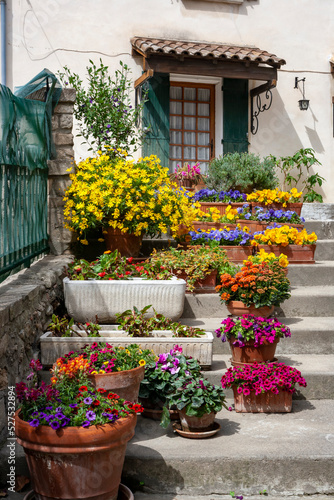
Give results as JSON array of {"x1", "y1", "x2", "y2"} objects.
[
  {"x1": 178, "y1": 409, "x2": 216, "y2": 432},
  {"x1": 15, "y1": 410, "x2": 137, "y2": 500},
  {"x1": 251, "y1": 202, "x2": 303, "y2": 216},
  {"x1": 236, "y1": 219, "x2": 265, "y2": 233},
  {"x1": 104, "y1": 227, "x2": 143, "y2": 257},
  {"x1": 173, "y1": 269, "x2": 218, "y2": 293},
  {"x1": 220, "y1": 245, "x2": 255, "y2": 263},
  {"x1": 233, "y1": 387, "x2": 292, "y2": 413},
  {"x1": 258, "y1": 244, "x2": 316, "y2": 264},
  {"x1": 89, "y1": 365, "x2": 145, "y2": 402},
  {"x1": 229, "y1": 337, "x2": 279, "y2": 364},
  {"x1": 226, "y1": 301, "x2": 275, "y2": 318},
  {"x1": 192, "y1": 221, "x2": 236, "y2": 231}
]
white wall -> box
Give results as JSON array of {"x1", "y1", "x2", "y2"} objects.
[{"x1": 5, "y1": 0, "x2": 334, "y2": 200}]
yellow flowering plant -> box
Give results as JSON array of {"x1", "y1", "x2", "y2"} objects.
[
  {"x1": 64, "y1": 153, "x2": 199, "y2": 240},
  {"x1": 247, "y1": 188, "x2": 302, "y2": 206},
  {"x1": 197, "y1": 205, "x2": 239, "y2": 223},
  {"x1": 243, "y1": 248, "x2": 289, "y2": 268},
  {"x1": 252, "y1": 225, "x2": 317, "y2": 246}
]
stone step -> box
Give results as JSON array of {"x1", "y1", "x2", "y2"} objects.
[
  {"x1": 206, "y1": 354, "x2": 334, "y2": 400},
  {"x1": 180, "y1": 317, "x2": 334, "y2": 355},
  {"x1": 304, "y1": 220, "x2": 334, "y2": 239},
  {"x1": 181, "y1": 286, "x2": 334, "y2": 318},
  {"x1": 123, "y1": 399, "x2": 334, "y2": 497},
  {"x1": 287, "y1": 261, "x2": 334, "y2": 286},
  {"x1": 301, "y1": 202, "x2": 334, "y2": 220},
  {"x1": 135, "y1": 496, "x2": 334, "y2": 500},
  {"x1": 314, "y1": 240, "x2": 334, "y2": 261}
]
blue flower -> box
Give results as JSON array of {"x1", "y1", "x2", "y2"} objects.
[{"x1": 29, "y1": 419, "x2": 40, "y2": 428}]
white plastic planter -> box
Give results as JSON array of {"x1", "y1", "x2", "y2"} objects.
[
  {"x1": 40, "y1": 328, "x2": 213, "y2": 368},
  {"x1": 63, "y1": 277, "x2": 186, "y2": 323}
]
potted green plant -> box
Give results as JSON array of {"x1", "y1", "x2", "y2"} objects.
[
  {"x1": 15, "y1": 358, "x2": 142, "y2": 500},
  {"x1": 139, "y1": 346, "x2": 202, "y2": 419},
  {"x1": 63, "y1": 251, "x2": 187, "y2": 322},
  {"x1": 64, "y1": 153, "x2": 199, "y2": 256},
  {"x1": 221, "y1": 362, "x2": 307, "y2": 412},
  {"x1": 149, "y1": 245, "x2": 236, "y2": 292},
  {"x1": 161, "y1": 376, "x2": 229, "y2": 434},
  {"x1": 205, "y1": 152, "x2": 278, "y2": 193},
  {"x1": 216, "y1": 260, "x2": 291, "y2": 317},
  {"x1": 53, "y1": 342, "x2": 155, "y2": 402},
  {"x1": 215, "y1": 314, "x2": 291, "y2": 365},
  {"x1": 252, "y1": 225, "x2": 318, "y2": 263}
]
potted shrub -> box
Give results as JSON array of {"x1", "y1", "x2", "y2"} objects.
[
  {"x1": 64, "y1": 153, "x2": 199, "y2": 256},
  {"x1": 215, "y1": 314, "x2": 291, "y2": 365},
  {"x1": 205, "y1": 152, "x2": 278, "y2": 193},
  {"x1": 252, "y1": 225, "x2": 318, "y2": 263},
  {"x1": 149, "y1": 245, "x2": 236, "y2": 293},
  {"x1": 247, "y1": 188, "x2": 303, "y2": 215},
  {"x1": 186, "y1": 227, "x2": 256, "y2": 263},
  {"x1": 139, "y1": 346, "x2": 202, "y2": 419},
  {"x1": 40, "y1": 308, "x2": 214, "y2": 368},
  {"x1": 63, "y1": 251, "x2": 187, "y2": 322},
  {"x1": 53, "y1": 343, "x2": 156, "y2": 402},
  {"x1": 161, "y1": 376, "x2": 229, "y2": 434},
  {"x1": 193, "y1": 188, "x2": 248, "y2": 216},
  {"x1": 15, "y1": 358, "x2": 142, "y2": 500},
  {"x1": 216, "y1": 260, "x2": 291, "y2": 317},
  {"x1": 221, "y1": 362, "x2": 307, "y2": 413}
]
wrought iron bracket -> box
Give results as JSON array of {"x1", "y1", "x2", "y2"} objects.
[{"x1": 250, "y1": 80, "x2": 276, "y2": 135}]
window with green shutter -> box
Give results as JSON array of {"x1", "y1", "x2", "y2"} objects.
[{"x1": 223, "y1": 78, "x2": 249, "y2": 154}]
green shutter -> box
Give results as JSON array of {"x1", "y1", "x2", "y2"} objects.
[
  {"x1": 142, "y1": 73, "x2": 170, "y2": 169},
  {"x1": 223, "y1": 78, "x2": 249, "y2": 154}
]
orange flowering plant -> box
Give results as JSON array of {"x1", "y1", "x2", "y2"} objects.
[{"x1": 216, "y1": 261, "x2": 291, "y2": 308}]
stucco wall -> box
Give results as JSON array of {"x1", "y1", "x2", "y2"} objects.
[{"x1": 4, "y1": 0, "x2": 334, "y2": 200}]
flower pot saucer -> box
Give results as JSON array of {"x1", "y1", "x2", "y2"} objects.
[
  {"x1": 172, "y1": 420, "x2": 220, "y2": 439},
  {"x1": 24, "y1": 483, "x2": 134, "y2": 500}
]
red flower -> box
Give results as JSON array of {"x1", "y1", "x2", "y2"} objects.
[
  {"x1": 97, "y1": 388, "x2": 106, "y2": 394},
  {"x1": 98, "y1": 272, "x2": 106, "y2": 277},
  {"x1": 92, "y1": 400, "x2": 100, "y2": 406},
  {"x1": 107, "y1": 393, "x2": 120, "y2": 400},
  {"x1": 79, "y1": 385, "x2": 88, "y2": 392},
  {"x1": 125, "y1": 271, "x2": 131, "y2": 275},
  {"x1": 127, "y1": 257, "x2": 133, "y2": 263}
]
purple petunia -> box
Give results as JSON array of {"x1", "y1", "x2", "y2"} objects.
[
  {"x1": 29, "y1": 419, "x2": 40, "y2": 428},
  {"x1": 86, "y1": 410, "x2": 96, "y2": 421},
  {"x1": 50, "y1": 420, "x2": 61, "y2": 430},
  {"x1": 84, "y1": 397, "x2": 93, "y2": 405}
]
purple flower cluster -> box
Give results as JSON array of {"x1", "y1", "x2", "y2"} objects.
[
  {"x1": 28, "y1": 407, "x2": 71, "y2": 430},
  {"x1": 156, "y1": 346, "x2": 184, "y2": 375},
  {"x1": 215, "y1": 314, "x2": 291, "y2": 347},
  {"x1": 189, "y1": 228, "x2": 253, "y2": 246},
  {"x1": 254, "y1": 207, "x2": 305, "y2": 224},
  {"x1": 194, "y1": 189, "x2": 247, "y2": 203},
  {"x1": 221, "y1": 362, "x2": 307, "y2": 395}
]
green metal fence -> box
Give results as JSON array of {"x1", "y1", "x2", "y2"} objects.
[{"x1": 0, "y1": 164, "x2": 49, "y2": 282}]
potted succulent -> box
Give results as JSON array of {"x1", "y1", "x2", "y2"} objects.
[
  {"x1": 247, "y1": 188, "x2": 303, "y2": 215},
  {"x1": 149, "y1": 245, "x2": 236, "y2": 293},
  {"x1": 139, "y1": 346, "x2": 202, "y2": 419},
  {"x1": 40, "y1": 308, "x2": 214, "y2": 368},
  {"x1": 252, "y1": 225, "x2": 318, "y2": 263},
  {"x1": 15, "y1": 358, "x2": 142, "y2": 500},
  {"x1": 221, "y1": 362, "x2": 307, "y2": 413},
  {"x1": 52, "y1": 342, "x2": 155, "y2": 402},
  {"x1": 64, "y1": 153, "x2": 199, "y2": 256},
  {"x1": 186, "y1": 227, "x2": 256, "y2": 263},
  {"x1": 216, "y1": 260, "x2": 291, "y2": 317},
  {"x1": 215, "y1": 314, "x2": 291, "y2": 365},
  {"x1": 161, "y1": 376, "x2": 229, "y2": 434},
  {"x1": 63, "y1": 251, "x2": 187, "y2": 322}
]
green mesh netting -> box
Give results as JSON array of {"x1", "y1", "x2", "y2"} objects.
[{"x1": 0, "y1": 69, "x2": 62, "y2": 171}]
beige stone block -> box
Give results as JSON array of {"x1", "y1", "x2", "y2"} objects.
[
  {"x1": 54, "y1": 103, "x2": 74, "y2": 114},
  {"x1": 58, "y1": 88, "x2": 76, "y2": 103},
  {"x1": 59, "y1": 114, "x2": 73, "y2": 130},
  {"x1": 49, "y1": 177, "x2": 71, "y2": 197},
  {"x1": 54, "y1": 133, "x2": 74, "y2": 146},
  {"x1": 48, "y1": 159, "x2": 73, "y2": 176},
  {"x1": 56, "y1": 147, "x2": 74, "y2": 160},
  {"x1": 51, "y1": 114, "x2": 59, "y2": 130}
]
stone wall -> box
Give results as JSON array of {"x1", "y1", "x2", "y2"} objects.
[
  {"x1": 0, "y1": 256, "x2": 72, "y2": 448},
  {"x1": 48, "y1": 88, "x2": 76, "y2": 255}
]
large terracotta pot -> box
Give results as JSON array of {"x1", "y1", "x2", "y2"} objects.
[
  {"x1": 220, "y1": 245, "x2": 255, "y2": 263},
  {"x1": 192, "y1": 221, "x2": 236, "y2": 231},
  {"x1": 251, "y1": 202, "x2": 303, "y2": 216},
  {"x1": 178, "y1": 409, "x2": 216, "y2": 432},
  {"x1": 229, "y1": 337, "x2": 279, "y2": 364},
  {"x1": 233, "y1": 387, "x2": 292, "y2": 413},
  {"x1": 226, "y1": 301, "x2": 275, "y2": 318},
  {"x1": 236, "y1": 219, "x2": 265, "y2": 233},
  {"x1": 89, "y1": 365, "x2": 145, "y2": 402},
  {"x1": 15, "y1": 411, "x2": 137, "y2": 500},
  {"x1": 173, "y1": 269, "x2": 218, "y2": 293},
  {"x1": 199, "y1": 202, "x2": 246, "y2": 216},
  {"x1": 258, "y1": 244, "x2": 316, "y2": 264},
  {"x1": 104, "y1": 227, "x2": 143, "y2": 257}
]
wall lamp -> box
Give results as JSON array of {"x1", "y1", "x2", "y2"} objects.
[{"x1": 294, "y1": 77, "x2": 309, "y2": 110}]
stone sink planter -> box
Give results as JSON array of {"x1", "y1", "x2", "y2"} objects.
[
  {"x1": 40, "y1": 327, "x2": 213, "y2": 369},
  {"x1": 63, "y1": 277, "x2": 186, "y2": 323}
]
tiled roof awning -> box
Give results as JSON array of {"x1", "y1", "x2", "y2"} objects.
[
  {"x1": 131, "y1": 37, "x2": 286, "y2": 68},
  {"x1": 131, "y1": 37, "x2": 285, "y2": 82}
]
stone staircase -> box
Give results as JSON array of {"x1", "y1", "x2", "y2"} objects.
[{"x1": 123, "y1": 211, "x2": 334, "y2": 498}]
